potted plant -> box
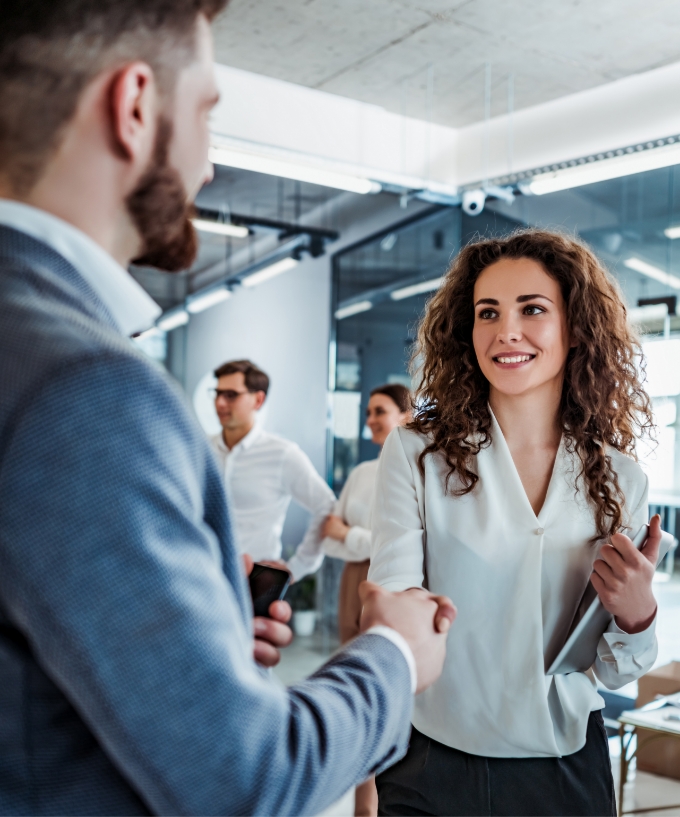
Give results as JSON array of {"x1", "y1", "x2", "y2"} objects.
[{"x1": 286, "y1": 575, "x2": 317, "y2": 637}]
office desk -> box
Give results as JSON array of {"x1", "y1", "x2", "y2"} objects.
[{"x1": 617, "y1": 708, "x2": 680, "y2": 816}]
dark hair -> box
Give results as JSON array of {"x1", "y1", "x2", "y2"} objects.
[
  {"x1": 0, "y1": 0, "x2": 228, "y2": 194},
  {"x1": 410, "y1": 228, "x2": 654, "y2": 541},
  {"x1": 370, "y1": 383, "x2": 411, "y2": 414},
  {"x1": 214, "y1": 360, "x2": 270, "y2": 396}
]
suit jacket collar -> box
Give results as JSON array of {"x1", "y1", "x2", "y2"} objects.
[{"x1": 0, "y1": 200, "x2": 160, "y2": 337}]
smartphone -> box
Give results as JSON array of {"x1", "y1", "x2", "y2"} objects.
[{"x1": 249, "y1": 563, "x2": 291, "y2": 618}]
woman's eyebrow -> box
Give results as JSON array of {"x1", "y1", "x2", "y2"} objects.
[
  {"x1": 516, "y1": 293, "x2": 554, "y2": 303},
  {"x1": 474, "y1": 297, "x2": 499, "y2": 307}
]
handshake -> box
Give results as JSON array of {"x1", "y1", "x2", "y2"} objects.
[
  {"x1": 359, "y1": 582, "x2": 456, "y2": 694},
  {"x1": 247, "y1": 555, "x2": 456, "y2": 695}
]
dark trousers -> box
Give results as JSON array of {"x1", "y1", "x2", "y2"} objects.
[{"x1": 377, "y1": 711, "x2": 616, "y2": 817}]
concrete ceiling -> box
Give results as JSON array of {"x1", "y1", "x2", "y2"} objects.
[{"x1": 212, "y1": 0, "x2": 680, "y2": 128}]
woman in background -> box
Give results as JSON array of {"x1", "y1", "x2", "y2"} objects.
[{"x1": 321, "y1": 382, "x2": 411, "y2": 817}]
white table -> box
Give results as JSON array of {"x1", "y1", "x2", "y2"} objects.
[{"x1": 617, "y1": 707, "x2": 680, "y2": 816}]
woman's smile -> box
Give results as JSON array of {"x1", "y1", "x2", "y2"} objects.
[{"x1": 492, "y1": 352, "x2": 537, "y2": 368}]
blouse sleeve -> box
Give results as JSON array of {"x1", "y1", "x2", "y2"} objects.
[
  {"x1": 321, "y1": 471, "x2": 349, "y2": 560},
  {"x1": 368, "y1": 428, "x2": 425, "y2": 592},
  {"x1": 343, "y1": 526, "x2": 372, "y2": 561},
  {"x1": 321, "y1": 468, "x2": 373, "y2": 562},
  {"x1": 594, "y1": 472, "x2": 658, "y2": 689}
]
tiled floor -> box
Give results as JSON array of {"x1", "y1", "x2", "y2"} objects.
[
  {"x1": 611, "y1": 738, "x2": 680, "y2": 817},
  {"x1": 275, "y1": 574, "x2": 680, "y2": 817}
]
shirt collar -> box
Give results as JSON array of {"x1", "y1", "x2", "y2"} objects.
[
  {"x1": 215, "y1": 422, "x2": 263, "y2": 454},
  {"x1": 0, "y1": 199, "x2": 161, "y2": 336}
]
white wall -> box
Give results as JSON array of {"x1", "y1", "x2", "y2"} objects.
[
  {"x1": 183, "y1": 192, "x2": 432, "y2": 545},
  {"x1": 186, "y1": 252, "x2": 331, "y2": 469}
]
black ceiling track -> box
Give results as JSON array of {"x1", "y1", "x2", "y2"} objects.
[{"x1": 195, "y1": 206, "x2": 339, "y2": 245}]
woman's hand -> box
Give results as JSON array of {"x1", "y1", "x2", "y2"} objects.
[
  {"x1": 322, "y1": 514, "x2": 351, "y2": 542},
  {"x1": 591, "y1": 514, "x2": 661, "y2": 634}
]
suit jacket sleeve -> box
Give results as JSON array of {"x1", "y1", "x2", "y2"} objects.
[{"x1": 0, "y1": 350, "x2": 412, "y2": 816}]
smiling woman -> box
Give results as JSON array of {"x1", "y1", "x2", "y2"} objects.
[
  {"x1": 413, "y1": 229, "x2": 653, "y2": 541},
  {"x1": 368, "y1": 229, "x2": 662, "y2": 817}
]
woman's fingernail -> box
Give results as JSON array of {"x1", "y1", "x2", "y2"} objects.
[
  {"x1": 437, "y1": 617, "x2": 451, "y2": 633},
  {"x1": 253, "y1": 620, "x2": 266, "y2": 634}
]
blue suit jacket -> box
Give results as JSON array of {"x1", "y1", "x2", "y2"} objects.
[{"x1": 0, "y1": 226, "x2": 412, "y2": 816}]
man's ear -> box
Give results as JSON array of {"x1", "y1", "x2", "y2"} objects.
[
  {"x1": 254, "y1": 391, "x2": 267, "y2": 411},
  {"x1": 109, "y1": 62, "x2": 157, "y2": 165}
]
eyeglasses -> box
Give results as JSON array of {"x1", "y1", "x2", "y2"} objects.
[{"x1": 210, "y1": 388, "x2": 251, "y2": 402}]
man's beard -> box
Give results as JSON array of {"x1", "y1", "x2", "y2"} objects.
[{"x1": 126, "y1": 117, "x2": 198, "y2": 272}]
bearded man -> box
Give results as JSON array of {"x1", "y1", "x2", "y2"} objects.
[{"x1": 0, "y1": 2, "x2": 457, "y2": 815}]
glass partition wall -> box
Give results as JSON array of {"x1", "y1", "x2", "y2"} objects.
[
  {"x1": 331, "y1": 166, "x2": 680, "y2": 495},
  {"x1": 318, "y1": 166, "x2": 680, "y2": 639}
]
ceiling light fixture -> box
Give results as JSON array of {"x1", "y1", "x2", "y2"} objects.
[
  {"x1": 241, "y1": 256, "x2": 299, "y2": 288},
  {"x1": 209, "y1": 146, "x2": 382, "y2": 195},
  {"x1": 390, "y1": 277, "x2": 443, "y2": 301},
  {"x1": 529, "y1": 142, "x2": 680, "y2": 195},
  {"x1": 186, "y1": 287, "x2": 231, "y2": 314},
  {"x1": 623, "y1": 257, "x2": 680, "y2": 290},
  {"x1": 334, "y1": 300, "x2": 373, "y2": 320},
  {"x1": 191, "y1": 218, "x2": 249, "y2": 238},
  {"x1": 156, "y1": 308, "x2": 189, "y2": 331},
  {"x1": 665, "y1": 225, "x2": 680, "y2": 240}
]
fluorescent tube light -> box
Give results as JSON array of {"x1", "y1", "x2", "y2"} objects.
[
  {"x1": 623, "y1": 257, "x2": 680, "y2": 290},
  {"x1": 156, "y1": 308, "x2": 189, "y2": 331},
  {"x1": 390, "y1": 277, "x2": 443, "y2": 301},
  {"x1": 186, "y1": 287, "x2": 231, "y2": 314},
  {"x1": 241, "y1": 257, "x2": 299, "y2": 288},
  {"x1": 334, "y1": 300, "x2": 373, "y2": 320},
  {"x1": 665, "y1": 225, "x2": 680, "y2": 239},
  {"x1": 529, "y1": 142, "x2": 680, "y2": 195},
  {"x1": 628, "y1": 303, "x2": 669, "y2": 324},
  {"x1": 192, "y1": 218, "x2": 249, "y2": 238},
  {"x1": 209, "y1": 147, "x2": 382, "y2": 195}
]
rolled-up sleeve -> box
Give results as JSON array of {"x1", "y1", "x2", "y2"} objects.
[
  {"x1": 283, "y1": 446, "x2": 335, "y2": 581},
  {"x1": 368, "y1": 428, "x2": 425, "y2": 592}
]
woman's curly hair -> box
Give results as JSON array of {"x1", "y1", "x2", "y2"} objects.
[{"x1": 410, "y1": 228, "x2": 654, "y2": 540}]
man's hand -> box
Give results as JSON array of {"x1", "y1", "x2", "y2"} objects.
[
  {"x1": 591, "y1": 514, "x2": 660, "y2": 634},
  {"x1": 321, "y1": 514, "x2": 350, "y2": 542},
  {"x1": 243, "y1": 555, "x2": 293, "y2": 667},
  {"x1": 358, "y1": 582, "x2": 456, "y2": 694}
]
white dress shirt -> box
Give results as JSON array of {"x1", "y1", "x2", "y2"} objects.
[
  {"x1": 0, "y1": 200, "x2": 160, "y2": 336},
  {"x1": 369, "y1": 416, "x2": 657, "y2": 758},
  {"x1": 210, "y1": 425, "x2": 336, "y2": 581},
  {"x1": 322, "y1": 459, "x2": 379, "y2": 561}
]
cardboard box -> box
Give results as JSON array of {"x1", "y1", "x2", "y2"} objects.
[{"x1": 635, "y1": 661, "x2": 680, "y2": 780}]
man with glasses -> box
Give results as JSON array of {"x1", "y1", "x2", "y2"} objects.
[{"x1": 210, "y1": 359, "x2": 335, "y2": 581}]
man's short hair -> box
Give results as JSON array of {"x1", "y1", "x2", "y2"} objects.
[
  {"x1": 214, "y1": 360, "x2": 270, "y2": 396},
  {"x1": 0, "y1": 0, "x2": 229, "y2": 195}
]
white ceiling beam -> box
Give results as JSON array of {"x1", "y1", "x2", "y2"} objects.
[{"x1": 211, "y1": 59, "x2": 680, "y2": 196}]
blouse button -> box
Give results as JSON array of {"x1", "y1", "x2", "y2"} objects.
[
  {"x1": 535, "y1": 527, "x2": 544, "y2": 535},
  {"x1": 613, "y1": 642, "x2": 625, "y2": 650}
]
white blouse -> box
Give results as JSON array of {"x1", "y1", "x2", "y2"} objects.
[
  {"x1": 322, "y1": 459, "x2": 379, "y2": 562},
  {"x1": 368, "y1": 416, "x2": 658, "y2": 758}
]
